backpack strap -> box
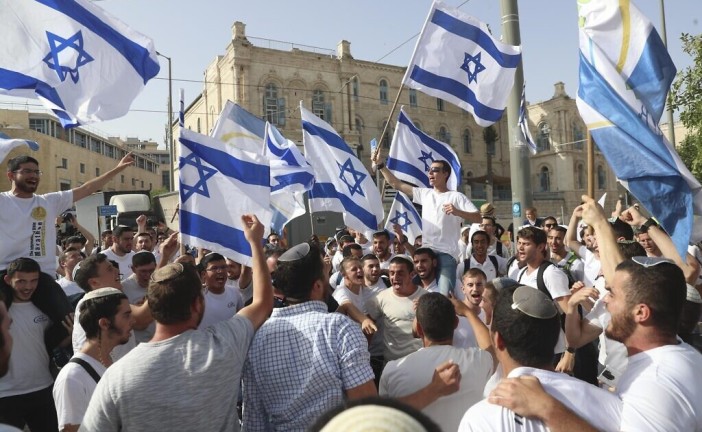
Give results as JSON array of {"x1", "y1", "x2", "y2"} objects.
[
  {"x1": 463, "y1": 258, "x2": 471, "y2": 275},
  {"x1": 488, "y1": 255, "x2": 499, "y2": 274},
  {"x1": 69, "y1": 357, "x2": 101, "y2": 383},
  {"x1": 536, "y1": 261, "x2": 554, "y2": 300},
  {"x1": 496, "y1": 241, "x2": 503, "y2": 256}
]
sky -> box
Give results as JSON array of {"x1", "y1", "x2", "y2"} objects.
[{"x1": 1, "y1": 0, "x2": 699, "y2": 147}]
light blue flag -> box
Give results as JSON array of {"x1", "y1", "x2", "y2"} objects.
[
  {"x1": 0, "y1": 132, "x2": 39, "y2": 162},
  {"x1": 387, "y1": 107, "x2": 461, "y2": 190},
  {"x1": 402, "y1": 1, "x2": 521, "y2": 127},
  {"x1": 301, "y1": 103, "x2": 385, "y2": 234},
  {"x1": 210, "y1": 101, "x2": 308, "y2": 233},
  {"x1": 518, "y1": 84, "x2": 537, "y2": 155},
  {"x1": 384, "y1": 191, "x2": 422, "y2": 244},
  {"x1": 179, "y1": 127, "x2": 272, "y2": 266},
  {"x1": 577, "y1": 0, "x2": 702, "y2": 258},
  {"x1": 0, "y1": 0, "x2": 159, "y2": 128}
]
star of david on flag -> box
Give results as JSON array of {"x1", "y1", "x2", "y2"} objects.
[
  {"x1": 179, "y1": 127, "x2": 272, "y2": 266},
  {"x1": 402, "y1": 0, "x2": 521, "y2": 127},
  {"x1": 0, "y1": 0, "x2": 160, "y2": 128},
  {"x1": 385, "y1": 192, "x2": 422, "y2": 244},
  {"x1": 302, "y1": 103, "x2": 384, "y2": 234},
  {"x1": 387, "y1": 107, "x2": 461, "y2": 190}
]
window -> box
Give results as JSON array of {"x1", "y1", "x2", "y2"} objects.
[
  {"x1": 539, "y1": 166, "x2": 550, "y2": 192},
  {"x1": 74, "y1": 132, "x2": 87, "y2": 148},
  {"x1": 409, "y1": 89, "x2": 417, "y2": 107},
  {"x1": 462, "y1": 129, "x2": 472, "y2": 154},
  {"x1": 312, "y1": 89, "x2": 331, "y2": 123},
  {"x1": 197, "y1": 118, "x2": 201, "y2": 133},
  {"x1": 352, "y1": 78, "x2": 359, "y2": 101},
  {"x1": 597, "y1": 165, "x2": 606, "y2": 190},
  {"x1": 90, "y1": 137, "x2": 102, "y2": 154},
  {"x1": 537, "y1": 122, "x2": 551, "y2": 152},
  {"x1": 141, "y1": 180, "x2": 144, "y2": 188},
  {"x1": 263, "y1": 83, "x2": 286, "y2": 126},
  {"x1": 61, "y1": 158, "x2": 68, "y2": 169},
  {"x1": 436, "y1": 98, "x2": 444, "y2": 112},
  {"x1": 379, "y1": 80, "x2": 388, "y2": 104},
  {"x1": 95, "y1": 167, "x2": 100, "y2": 176},
  {"x1": 380, "y1": 120, "x2": 393, "y2": 149},
  {"x1": 437, "y1": 126, "x2": 450, "y2": 145},
  {"x1": 572, "y1": 122, "x2": 584, "y2": 150},
  {"x1": 162, "y1": 170, "x2": 170, "y2": 189},
  {"x1": 121, "y1": 174, "x2": 125, "y2": 184},
  {"x1": 576, "y1": 163, "x2": 585, "y2": 190},
  {"x1": 104, "y1": 145, "x2": 115, "y2": 159},
  {"x1": 29, "y1": 118, "x2": 48, "y2": 135},
  {"x1": 131, "y1": 178, "x2": 136, "y2": 187}
]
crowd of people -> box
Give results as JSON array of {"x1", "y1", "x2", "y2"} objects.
[{"x1": 1, "y1": 152, "x2": 702, "y2": 431}]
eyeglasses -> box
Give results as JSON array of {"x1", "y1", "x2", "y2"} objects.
[
  {"x1": 13, "y1": 169, "x2": 42, "y2": 176},
  {"x1": 206, "y1": 265, "x2": 227, "y2": 273},
  {"x1": 151, "y1": 263, "x2": 185, "y2": 283},
  {"x1": 428, "y1": 167, "x2": 443, "y2": 173},
  {"x1": 631, "y1": 256, "x2": 674, "y2": 267}
]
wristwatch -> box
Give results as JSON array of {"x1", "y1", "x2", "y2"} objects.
[
  {"x1": 642, "y1": 218, "x2": 659, "y2": 230},
  {"x1": 376, "y1": 162, "x2": 386, "y2": 170},
  {"x1": 565, "y1": 346, "x2": 576, "y2": 354}
]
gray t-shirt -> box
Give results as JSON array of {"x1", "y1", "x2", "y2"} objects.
[{"x1": 80, "y1": 315, "x2": 254, "y2": 431}]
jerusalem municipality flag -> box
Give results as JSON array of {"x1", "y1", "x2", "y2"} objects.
[
  {"x1": 0, "y1": 132, "x2": 39, "y2": 162},
  {"x1": 302, "y1": 103, "x2": 384, "y2": 234},
  {"x1": 179, "y1": 127, "x2": 272, "y2": 266},
  {"x1": 210, "y1": 101, "x2": 309, "y2": 233},
  {"x1": 577, "y1": 0, "x2": 702, "y2": 258},
  {"x1": 384, "y1": 191, "x2": 422, "y2": 244},
  {"x1": 387, "y1": 107, "x2": 461, "y2": 190},
  {"x1": 0, "y1": 0, "x2": 159, "y2": 128},
  {"x1": 402, "y1": 0, "x2": 521, "y2": 127}
]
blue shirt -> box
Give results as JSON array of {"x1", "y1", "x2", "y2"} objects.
[{"x1": 242, "y1": 301, "x2": 374, "y2": 431}]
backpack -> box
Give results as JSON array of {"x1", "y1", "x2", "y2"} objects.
[
  {"x1": 495, "y1": 241, "x2": 503, "y2": 257},
  {"x1": 518, "y1": 262, "x2": 567, "y2": 330},
  {"x1": 559, "y1": 253, "x2": 580, "y2": 288},
  {"x1": 463, "y1": 255, "x2": 500, "y2": 276}
]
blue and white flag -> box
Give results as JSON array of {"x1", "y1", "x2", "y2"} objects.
[
  {"x1": 402, "y1": 1, "x2": 521, "y2": 127},
  {"x1": 0, "y1": 0, "x2": 159, "y2": 128},
  {"x1": 0, "y1": 132, "x2": 39, "y2": 162},
  {"x1": 385, "y1": 191, "x2": 422, "y2": 244},
  {"x1": 387, "y1": 107, "x2": 461, "y2": 190},
  {"x1": 210, "y1": 101, "x2": 309, "y2": 233},
  {"x1": 577, "y1": 0, "x2": 702, "y2": 258},
  {"x1": 179, "y1": 127, "x2": 271, "y2": 266},
  {"x1": 301, "y1": 103, "x2": 384, "y2": 234},
  {"x1": 518, "y1": 84, "x2": 537, "y2": 155}
]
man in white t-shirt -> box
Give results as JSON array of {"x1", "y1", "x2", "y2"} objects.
[
  {"x1": 53, "y1": 288, "x2": 133, "y2": 431},
  {"x1": 487, "y1": 196, "x2": 702, "y2": 431},
  {"x1": 197, "y1": 253, "x2": 244, "y2": 330},
  {"x1": 225, "y1": 258, "x2": 252, "y2": 306},
  {"x1": 459, "y1": 284, "x2": 621, "y2": 432},
  {"x1": 57, "y1": 248, "x2": 85, "y2": 298},
  {"x1": 375, "y1": 158, "x2": 481, "y2": 297},
  {"x1": 121, "y1": 251, "x2": 157, "y2": 343},
  {"x1": 547, "y1": 226, "x2": 584, "y2": 285},
  {"x1": 382, "y1": 292, "x2": 494, "y2": 432},
  {"x1": 457, "y1": 231, "x2": 507, "y2": 289},
  {"x1": 100, "y1": 225, "x2": 136, "y2": 280},
  {"x1": 372, "y1": 230, "x2": 395, "y2": 271},
  {"x1": 566, "y1": 209, "x2": 601, "y2": 287},
  {"x1": 412, "y1": 247, "x2": 438, "y2": 293}
]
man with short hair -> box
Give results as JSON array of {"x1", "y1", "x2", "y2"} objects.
[
  {"x1": 458, "y1": 284, "x2": 621, "y2": 431},
  {"x1": 94, "y1": 230, "x2": 112, "y2": 255},
  {"x1": 467, "y1": 216, "x2": 511, "y2": 259},
  {"x1": 636, "y1": 228, "x2": 661, "y2": 257},
  {"x1": 372, "y1": 230, "x2": 394, "y2": 270},
  {"x1": 366, "y1": 256, "x2": 427, "y2": 362},
  {"x1": 413, "y1": 247, "x2": 439, "y2": 293},
  {"x1": 53, "y1": 288, "x2": 133, "y2": 432},
  {"x1": 242, "y1": 241, "x2": 375, "y2": 431},
  {"x1": 453, "y1": 268, "x2": 489, "y2": 348},
  {"x1": 267, "y1": 232, "x2": 281, "y2": 248},
  {"x1": 566, "y1": 209, "x2": 601, "y2": 287},
  {"x1": 133, "y1": 232, "x2": 154, "y2": 253},
  {"x1": 82, "y1": 214, "x2": 273, "y2": 431},
  {"x1": 332, "y1": 234, "x2": 356, "y2": 272},
  {"x1": 225, "y1": 258, "x2": 253, "y2": 306},
  {"x1": 57, "y1": 248, "x2": 86, "y2": 298},
  {"x1": 197, "y1": 253, "x2": 244, "y2": 330},
  {"x1": 547, "y1": 226, "x2": 584, "y2": 285},
  {"x1": 375, "y1": 158, "x2": 481, "y2": 296},
  {"x1": 329, "y1": 243, "x2": 363, "y2": 290},
  {"x1": 121, "y1": 251, "x2": 157, "y2": 343},
  {"x1": 100, "y1": 225, "x2": 135, "y2": 280},
  {"x1": 523, "y1": 206, "x2": 544, "y2": 228},
  {"x1": 458, "y1": 231, "x2": 507, "y2": 288},
  {"x1": 0, "y1": 258, "x2": 62, "y2": 430}
]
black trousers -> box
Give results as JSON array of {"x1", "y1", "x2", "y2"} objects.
[{"x1": 0, "y1": 386, "x2": 58, "y2": 431}]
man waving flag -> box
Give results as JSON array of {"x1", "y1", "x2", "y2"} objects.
[{"x1": 0, "y1": 0, "x2": 160, "y2": 128}]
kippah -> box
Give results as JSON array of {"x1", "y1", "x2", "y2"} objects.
[
  {"x1": 320, "y1": 405, "x2": 426, "y2": 432},
  {"x1": 511, "y1": 286, "x2": 558, "y2": 319},
  {"x1": 491, "y1": 277, "x2": 519, "y2": 292},
  {"x1": 686, "y1": 284, "x2": 702, "y2": 304},
  {"x1": 83, "y1": 287, "x2": 122, "y2": 301},
  {"x1": 278, "y1": 243, "x2": 311, "y2": 263}
]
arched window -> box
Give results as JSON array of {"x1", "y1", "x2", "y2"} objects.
[
  {"x1": 537, "y1": 122, "x2": 551, "y2": 152},
  {"x1": 263, "y1": 83, "x2": 286, "y2": 126},
  {"x1": 576, "y1": 163, "x2": 585, "y2": 190},
  {"x1": 379, "y1": 80, "x2": 388, "y2": 104},
  {"x1": 540, "y1": 166, "x2": 550, "y2": 192},
  {"x1": 437, "y1": 126, "x2": 450, "y2": 145},
  {"x1": 462, "y1": 129, "x2": 472, "y2": 154},
  {"x1": 597, "y1": 165, "x2": 606, "y2": 190},
  {"x1": 312, "y1": 89, "x2": 330, "y2": 122}
]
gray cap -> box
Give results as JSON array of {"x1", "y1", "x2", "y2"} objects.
[
  {"x1": 278, "y1": 243, "x2": 311, "y2": 263},
  {"x1": 83, "y1": 287, "x2": 123, "y2": 301},
  {"x1": 511, "y1": 286, "x2": 559, "y2": 319}
]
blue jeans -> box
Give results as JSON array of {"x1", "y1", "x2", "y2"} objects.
[{"x1": 435, "y1": 252, "x2": 457, "y2": 297}]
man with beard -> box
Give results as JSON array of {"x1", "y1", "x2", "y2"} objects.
[
  {"x1": 100, "y1": 226, "x2": 135, "y2": 280},
  {"x1": 82, "y1": 214, "x2": 273, "y2": 431},
  {"x1": 488, "y1": 196, "x2": 702, "y2": 431},
  {"x1": 372, "y1": 230, "x2": 395, "y2": 270},
  {"x1": 53, "y1": 288, "x2": 133, "y2": 431},
  {"x1": 197, "y1": 253, "x2": 244, "y2": 330},
  {"x1": 413, "y1": 248, "x2": 439, "y2": 293}
]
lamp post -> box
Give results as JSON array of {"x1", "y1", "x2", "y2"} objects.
[
  {"x1": 659, "y1": 0, "x2": 676, "y2": 146},
  {"x1": 156, "y1": 51, "x2": 174, "y2": 191}
]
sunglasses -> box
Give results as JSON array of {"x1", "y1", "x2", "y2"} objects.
[{"x1": 428, "y1": 167, "x2": 444, "y2": 173}]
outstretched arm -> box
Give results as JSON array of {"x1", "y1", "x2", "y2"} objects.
[
  {"x1": 72, "y1": 153, "x2": 135, "y2": 202},
  {"x1": 237, "y1": 214, "x2": 274, "y2": 330},
  {"x1": 371, "y1": 154, "x2": 414, "y2": 197}
]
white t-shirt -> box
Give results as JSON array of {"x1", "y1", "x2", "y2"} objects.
[
  {"x1": 73, "y1": 298, "x2": 136, "y2": 361},
  {"x1": 53, "y1": 352, "x2": 106, "y2": 429},
  {"x1": 381, "y1": 345, "x2": 493, "y2": 432},
  {"x1": 57, "y1": 276, "x2": 84, "y2": 297},
  {"x1": 197, "y1": 286, "x2": 244, "y2": 330},
  {"x1": 453, "y1": 309, "x2": 487, "y2": 349},
  {"x1": 0, "y1": 190, "x2": 73, "y2": 274},
  {"x1": 618, "y1": 343, "x2": 702, "y2": 431},
  {"x1": 585, "y1": 296, "x2": 628, "y2": 382},
  {"x1": 333, "y1": 285, "x2": 370, "y2": 313},
  {"x1": 0, "y1": 302, "x2": 53, "y2": 397},
  {"x1": 120, "y1": 276, "x2": 155, "y2": 344},
  {"x1": 413, "y1": 188, "x2": 477, "y2": 257},
  {"x1": 457, "y1": 254, "x2": 507, "y2": 282},
  {"x1": 459, "y1": 367, "x2": 622, "y2": 432},
  {"x1": 577, "y1": 245, "x2": 601, "y2": 287},
  {"x1": 553, "y1": 251, "x2": 585, "y2": 284},
  {"x1": 366, "y1": 287, "x2": 426, "y2": 361},
  {"x1": 378, "y1": 254, "x2": 395, "y2": 270},
  {"x1": 517, "y1": 264, "x2": 570, "y2": 353},
  {"x1": 100, "y1": 249, "x2": 135, "y2": 280}
]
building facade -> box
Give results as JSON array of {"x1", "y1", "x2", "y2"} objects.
[{"x1": 178, "y1": 21, "x2": 621, "y2": 224}]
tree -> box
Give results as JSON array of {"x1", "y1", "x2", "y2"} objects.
[{"x1": 670, "y1": 33, "x2": 702, "y2": 181}]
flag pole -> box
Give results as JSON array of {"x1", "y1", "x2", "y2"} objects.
[
  {"x1": 372, "y1": 85, "x2": 405, "y2": 162},
  {"x1": 587, "y1": 129, "x2": 595, "y2": 198},
  {"x1": 178, "y1": 89, "x2": 186, "y2": 256}
]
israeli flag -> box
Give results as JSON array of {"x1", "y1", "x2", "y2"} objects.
[
  {"x1": 179, "y1": 127, "x2": 272, "y2": 266},
  {"x1": 402, "y1": 1, "x2": 521, "y2": 127},
  {"x1": 210, "y1": 101, "x2": 308, "y2": 233},
  {"x1": 387, "y1": 107, "x2": 461, "y2": 190},
  {"x1": 577, "y1": 0, "x2": 702, "y2": 258},
  {"x1": 301, "y1": 103, "x2": 384, "y2": 234},
  {"x1": 0, "y1": 132, "x2": 39, "y2": 162},
  {"x1": 384, "y1": 192, "x2": 422, "y2": 244},
  {"x1": 518, "y1": 85, "x2": 537, "y2": 155},
  {"x1": 0, "y1": 0, "x2": 159, "y2": 128}
]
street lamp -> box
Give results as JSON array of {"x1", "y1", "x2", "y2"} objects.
[{"x1": 156, "y1": 51, "x2": 174, "y2": 191}]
